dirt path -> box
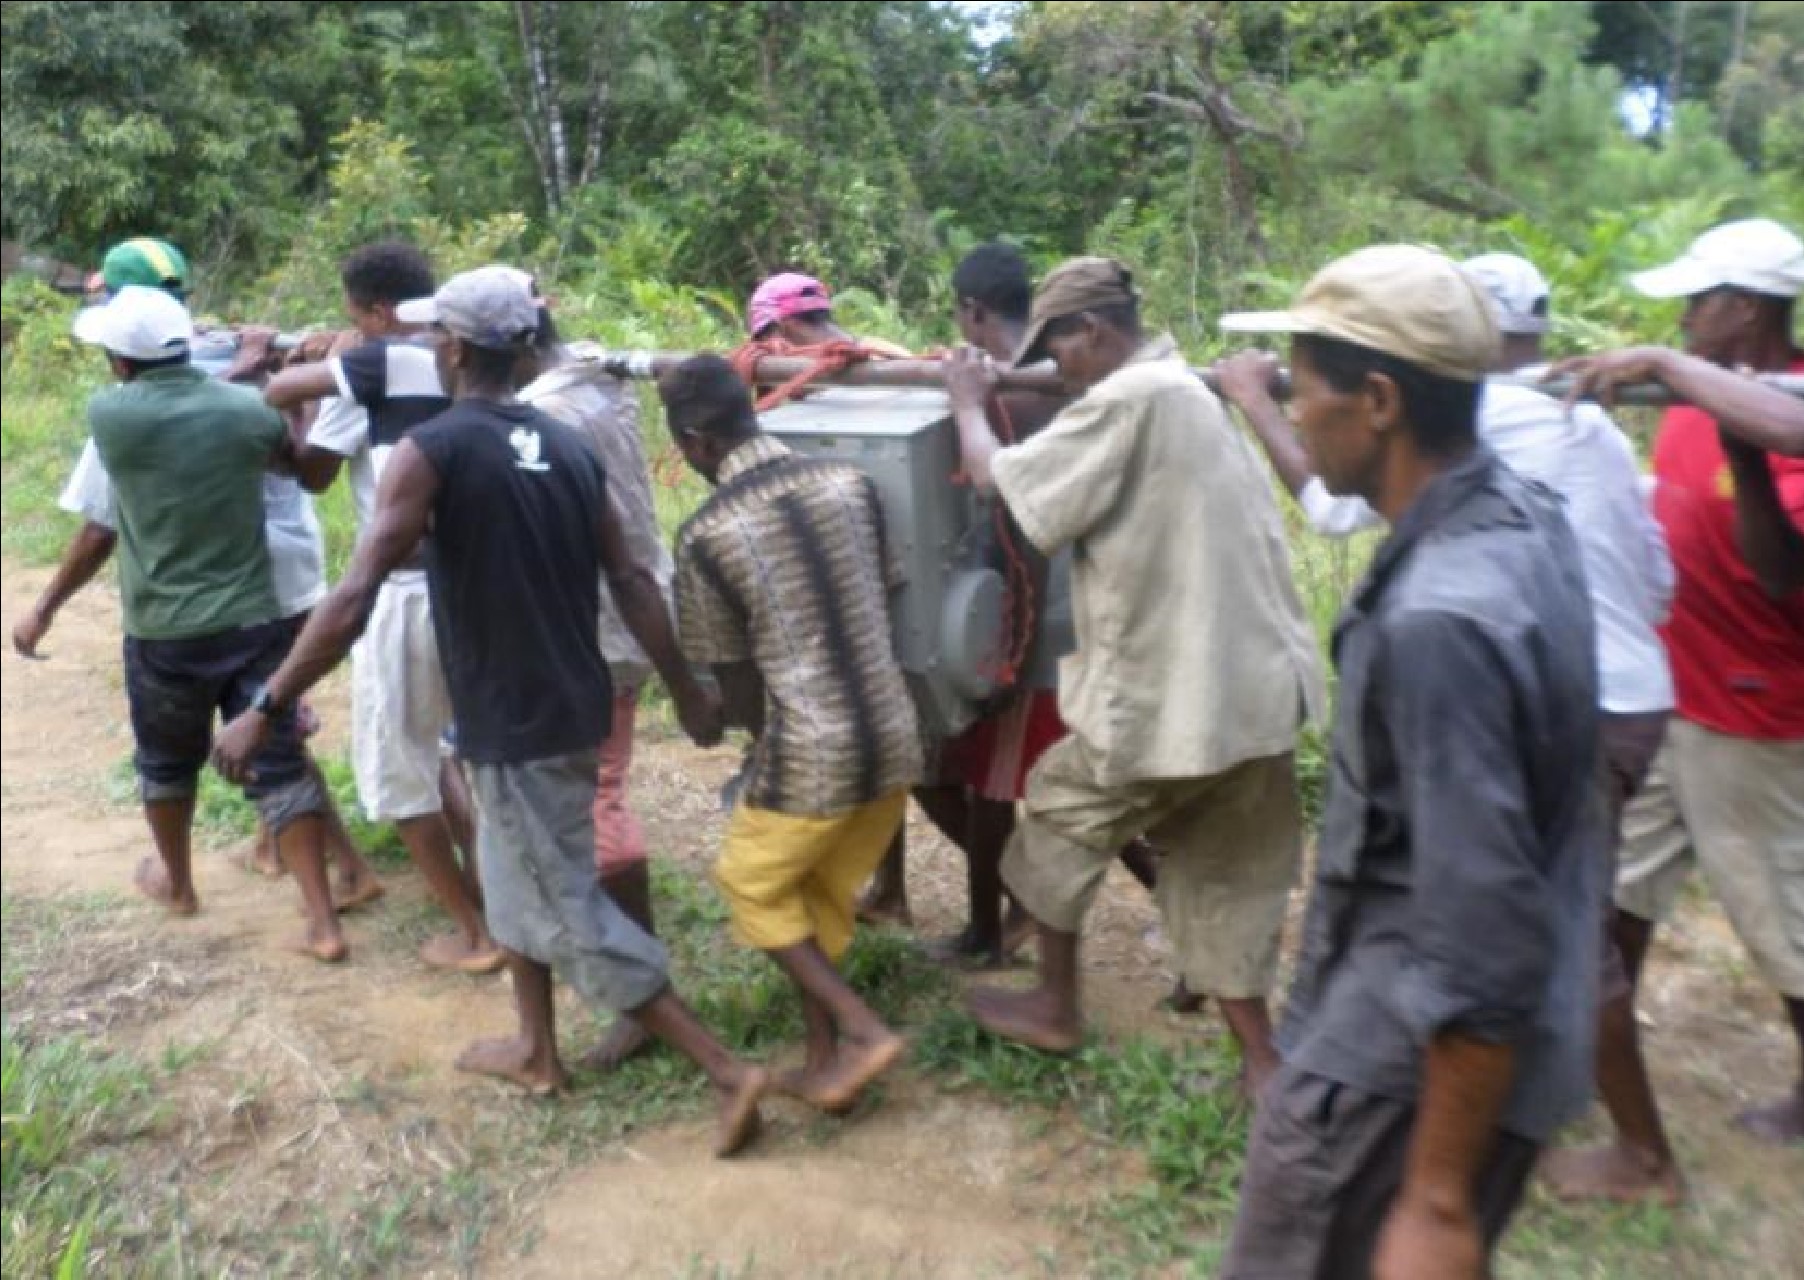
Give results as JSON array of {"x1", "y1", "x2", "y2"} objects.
[
  {"x1": 0, "y1": 562, "x2": 1133, "y2": 1276},
  {"x1": 4, "y1": 559, "x2": 1800, "y2": 1278}
]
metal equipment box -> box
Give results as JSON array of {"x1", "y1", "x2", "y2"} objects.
[{"x1": 761, "y1": 386, "x2": 1007, "y2": 739}]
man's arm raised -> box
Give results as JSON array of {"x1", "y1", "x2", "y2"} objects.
[
  {"x1": 1551, "y1": 347, "x2": 1804, "y2": 457},
  {"x1": 264, "y1": 349, "x2": 355, "y2": 494}
]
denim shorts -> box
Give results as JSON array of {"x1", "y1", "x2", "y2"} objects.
[{"x1": 123, "y1": 616, "x2": 326, "y2": 832}]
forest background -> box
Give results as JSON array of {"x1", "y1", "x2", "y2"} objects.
[{"x1": 5, "y1": 0, "x2": 1802, "y2": 373}]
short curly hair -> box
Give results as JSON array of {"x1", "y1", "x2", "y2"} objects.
[
  {"x1": 952, "y1": 242, "x2": 1031, "y2": 322},
  {"x1": 658, "y1": 355, "x2": 758, "y2": 441},
  {"x1": 339, "y1": 241, "x2": 436, "y2": 309}
]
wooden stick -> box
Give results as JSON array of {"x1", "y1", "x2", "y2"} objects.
[{"x1": 594, "y1": 349, "x2": 1804, "y2": 408}]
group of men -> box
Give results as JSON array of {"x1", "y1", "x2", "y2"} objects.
[{"x1": 10, "y1": 214, "x2": 1801, "y2": 1275}]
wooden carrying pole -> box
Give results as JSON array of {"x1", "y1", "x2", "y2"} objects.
[{"x1": 595, "y1": 350, "x2": 1804, "y2": 408}]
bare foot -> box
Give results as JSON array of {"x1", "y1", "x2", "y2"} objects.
[
  {"x1": 331, "y1": 872, "x2": 386, "y2": 914},
  {"x1": 239, "y1": 840, "x2": 285, "y2": 880},
  {"x1": 455, "y1": 1036, "x2": 567, "y2": 1095},
  {"x1": 420, "y1": 932, "x2": 506, "y2": 975},
  {"x1": 714, "y1": 1067, "x2": 770, "y2": 1157},
  {"x1": 1539, "y1": 1145, "x2": 1686, "y2": 1205},
  {"x1": 776, "y1": 1064, "x2": 858, "y2": 1117},
  {"x1": 576, "y1": 1018, "x2": 653, "y2": 1073},
  {"x1": 968, "y1": 985, "x2": 1082, "y2": 1053},
  {"x1": 1734, "y1": 1090, "x2": 1804, "y2": 1145},
  {"x1": 805, "y1": 1033, "x2": 905, "y2": 1113},
  {"x1": 133, "y1": 857, "x2": 199, "y2": 916},
  {"x1": 289, "y1": 931, "x2": 349, "y2": 964}
]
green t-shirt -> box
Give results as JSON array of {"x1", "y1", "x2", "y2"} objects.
[{"x1": 88, "y1": 365, "x2": 284, "y2": 639}]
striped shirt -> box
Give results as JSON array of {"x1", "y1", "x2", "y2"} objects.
[{"x1": 675, "y1": 435, "x2": 922, "y2": 815}]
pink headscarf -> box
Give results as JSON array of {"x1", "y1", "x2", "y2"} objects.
[{"x1": 746, "y1": 272, "x2": 832, "y2": 337}]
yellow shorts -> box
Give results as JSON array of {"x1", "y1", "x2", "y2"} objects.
[{"x1": 714, "y1": 790, "x2": 909, "y2": 960}]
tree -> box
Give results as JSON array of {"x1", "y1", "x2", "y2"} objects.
[
  {"x1": 491, "y1": 2, "x2": 678, "y2": 216},
  {"x1": 0, "y1": 1, "x2": 404, "y2": 277},
  {"x1": 1585, "y1": 0, "x2": 1741, "y2": 133},
  {"x1": 1298, "y1": 2, "x2": 1752, "y2": 225}
]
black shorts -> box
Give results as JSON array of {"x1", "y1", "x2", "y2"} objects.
[{"x1": 123, "y1": 617, "x2": 325, "y2": 830}]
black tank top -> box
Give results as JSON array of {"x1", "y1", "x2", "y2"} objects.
[{"x1": 410, "y1": 399, "x2": 614, "y2": 764}]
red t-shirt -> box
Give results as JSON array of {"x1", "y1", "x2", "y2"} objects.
[{"x1": 1653, "y1": 358, "x2": 1804, "y2": 740}]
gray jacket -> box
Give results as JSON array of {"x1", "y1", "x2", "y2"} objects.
[{"x1": 1279, "y1": 448, "x2": 1605, "y2": 1142}]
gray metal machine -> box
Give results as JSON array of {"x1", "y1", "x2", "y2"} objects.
[{"x1": 760, "y1": 385, "x2": 1008, "y2": 739}]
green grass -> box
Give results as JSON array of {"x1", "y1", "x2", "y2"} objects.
[
  {"x1": 0, "y1": 383, "x2": 98, "y2": 567},
  {"x1": 503, "y1": 861, "x2": 957, "y2": 1158},
  {"x1": 0, "y1": 1026, "x2": 166, "y2": 1279},
  {"x1": 0, "y1": 893, "x2": 129, "y2": 1007},
  {"x1": 913, "y1": 1012, "x2": 1249, "y2": 1272},
  {"x1": 514, "y1": 860, "x2": 1252, "y2": 1271},
  {"x1": 2, "y1": 889, "x2": 512, "y2": 1280}
]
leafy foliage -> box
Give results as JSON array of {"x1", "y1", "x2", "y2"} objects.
[{"x1": 5, "y1": 0, "x2": 1799, "y2": 327}]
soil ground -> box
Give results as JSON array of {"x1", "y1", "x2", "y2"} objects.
[{"x1": 3, "y1": 561, "x2": 1799, "y2": 1278}]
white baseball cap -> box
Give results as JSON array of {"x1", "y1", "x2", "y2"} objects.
[
  {"x1": 1631, "y1": 218, "x2": 1804, "y2": 300},
  {"x1": 1461, "y1": 253, "x2": 1550, "y2": 335},
  {"x1": 396, "y1": 265, "x2": 540, "y2": 350},
  {"x1": 71, "y1": 284, "x2": 194, "y2": 361}
]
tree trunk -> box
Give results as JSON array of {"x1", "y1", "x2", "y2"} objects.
[
  {"x1": 1663, "y1": 0, "x2": 1690, "y2": 137},
  {"x1": 578, "y1": 37, "x2": 609, "y2": 189},
  {"x1": 1216, "y1": 129, "x2": 1269, "y2": 261},
  {"x1": 538, "y1": 3, "x2": 571, "y2": 201},
  {"x1": 1729, "y1": 0, "x2": 1750, "y2": 66},
  {"x1": 515, "y1": 0, "x2": 566, "y2": 213},
  {"x1": 1721, "y1": 0, "x2": 1751, "y2": 141}
]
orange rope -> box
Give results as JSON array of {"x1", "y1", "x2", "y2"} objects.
[
  {"x1": 653, "y1": 337, "x2": 914, "y2": 490},
  {"x1": 985, "y1": 393, "x2": 1037, "y2": 689},
  {"x1": 728, "y1": 337, "x2": 904, "y2": 412}
]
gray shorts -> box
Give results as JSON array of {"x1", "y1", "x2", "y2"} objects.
[
  {"x1": 1221, "y1": 1065, "x2": 1539, "y2": 1279},
  {"x1": 471, "y1": 751, "x2": 668, "y2": 1013}
]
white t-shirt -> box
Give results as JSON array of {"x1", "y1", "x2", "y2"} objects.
[
  {"x1": 60, "y1": 437, "x2": 326, "y2": 618},
  {"x1": 1293, "y1": 381, "x2": 1674, "y2": 714},
  {"x1": 306, "y1": 340, "x2": 447, "y2": 532},
  {"x1": 306, "y1": 395, "x2": 381, "y2": 531}
]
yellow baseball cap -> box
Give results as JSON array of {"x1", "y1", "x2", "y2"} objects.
[{"x1": 1221, "y1": 244, "x2": 1500, "y2": 382}]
